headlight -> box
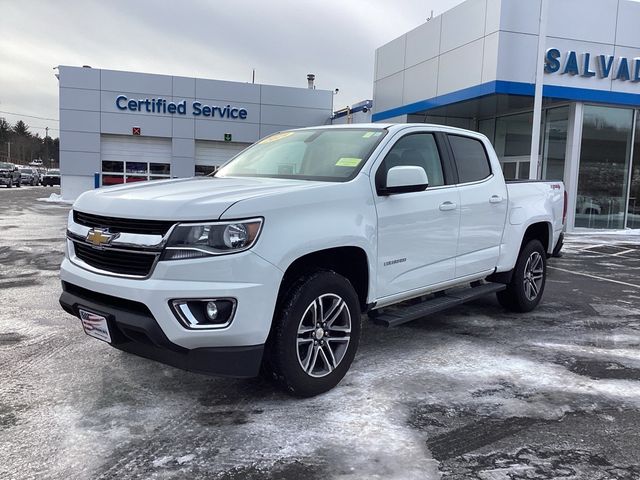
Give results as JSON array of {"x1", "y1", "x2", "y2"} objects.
[{"x1": 162, "y1": 218, "x2": 263, "y2": 260}]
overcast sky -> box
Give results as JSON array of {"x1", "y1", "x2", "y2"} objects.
[{"x1": 0, "y1": 0, "x2": 465, "y2": 138}]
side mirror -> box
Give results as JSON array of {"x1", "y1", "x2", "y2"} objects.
[
  {"x1": 14, "y1": 167, "x2": 18, "y2": 172},
  {"x1": 379, "y1": 165, "x2": 429, "y2": 195}
]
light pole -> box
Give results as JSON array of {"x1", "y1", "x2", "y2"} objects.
[{"x1": 45, "y1": 127, "x2": 49, "y2": 168}]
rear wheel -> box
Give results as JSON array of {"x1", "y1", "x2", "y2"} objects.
[
  {"x1": 265, "y1": 270, "x2": 361, "y2": 397},
  {"x1": 497, "y1": 239, "x2": 546, "y2": 312}
]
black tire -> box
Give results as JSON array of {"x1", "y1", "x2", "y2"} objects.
[
  {"x1": 265, "y1": 270, "x2": 361, "y2": 397},
  {"x1": 497, "y1": 239, "x2": 546, "y2": 313},
  {"x1": 16, "y1": 180, "x2": 21, "y2": 188}
]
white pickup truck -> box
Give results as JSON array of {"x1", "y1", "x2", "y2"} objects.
[{"x1": 60, "y1": 124, "x2": 566, "y2": 396}]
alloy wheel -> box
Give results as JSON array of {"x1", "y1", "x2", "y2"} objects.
[
  {"x1": 523, "y1": 251, "x2": 544, "y2": 301},
  {"x1": 296, "y1": 293, "x2": 351, "y2": 378}
]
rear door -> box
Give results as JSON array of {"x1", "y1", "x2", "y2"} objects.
[
  {"x1": 373, "y1": 130, "x2": 460, "y2": 298},
  {"x1": 447, "y1": 134, "x2": 508, "y2": 278}
]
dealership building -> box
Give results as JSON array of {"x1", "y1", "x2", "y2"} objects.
[
  {"x1": 58, "y1": 66, "x2": 332, "y2": 200},
  {"x1": 59, "y1": 0, "x2": 640, "y2": 231},
  {"x1": 373, "y1": 0, "x2": 640, "y2": 230}
]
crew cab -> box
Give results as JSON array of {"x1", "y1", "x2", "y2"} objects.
[
  {"x1": 59, "y1": 124, "x2": 565, "y2": 396},
  {"x1": 0, "y1": 162, "x2": 21, "y2": 188}
]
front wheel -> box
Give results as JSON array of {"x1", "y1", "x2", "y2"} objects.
[
  {"x1": 265, "y1": 271, "x2": 361, "y2": 397},
  {"x1": 497, "y1": 239, "x2": 546, "y2": 313}
]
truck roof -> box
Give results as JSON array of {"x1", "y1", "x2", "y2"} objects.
[{"x1": 292, "y1": 123, "x2": 481, "y2": 135}]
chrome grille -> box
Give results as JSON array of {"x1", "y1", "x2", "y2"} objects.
[
  {"x1": 68, "y1": 211, "x2": 173, "y2": 278},
  {"x1": 72, "y1": 241, "x2": 158, "y2": 277}
]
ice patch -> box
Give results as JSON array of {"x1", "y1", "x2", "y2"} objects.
[
  {"x1": 590, "y1": 303, "x2": 640, "y2": 317},
  {"x1": 177, "y1": 454, "x2": 195, "y2": 464},
  {"x1": 151, "y1": 456, "x2": 173, "y2": 467}
]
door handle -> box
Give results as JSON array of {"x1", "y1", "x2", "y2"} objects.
[
  {"x1": 489, "y1": 195, "x2": 504, "y2": 204},
  {"x1": 439, "y1": 201, "x2": 457, "y2": 211}
]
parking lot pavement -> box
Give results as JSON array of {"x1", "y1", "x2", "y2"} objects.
[{"x1": 1, "y1": 186, "x2": 639, "y2": 480}]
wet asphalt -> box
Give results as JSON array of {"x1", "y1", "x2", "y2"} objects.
[{"x1": 1, "y1": 186, "x2": 640, "y2": 479}]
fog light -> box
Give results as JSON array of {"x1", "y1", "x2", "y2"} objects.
[
  {"x1": 170, "y1": 298, "x2": 237, "y2": 330},
  {"x1": 205, "y1": 301, "x2": 218, "y2": 321}
]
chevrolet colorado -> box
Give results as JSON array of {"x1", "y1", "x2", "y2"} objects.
[{"x1": 59, "y1": 124, "x2": 566, "y2": 396}]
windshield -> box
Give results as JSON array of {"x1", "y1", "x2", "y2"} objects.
[
  {"x1": 0, "y1": 162, "x2": 13, "y2": 170},
  {"x1": 48, "y1": 169, "x2": 60, "y2": 174},
  {"x1": 216, "y1": 128, "x2": 387, "y2": 182},
  {"x1": 19, "y1": 168, "x2": 32, "y2": 174}
]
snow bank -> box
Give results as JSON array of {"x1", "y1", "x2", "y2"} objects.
[{"x1": 36, "y1": 193, "x2": 74, "y2": 205}]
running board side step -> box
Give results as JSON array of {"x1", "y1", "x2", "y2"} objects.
[{"x1": 372, "y1": 283, "x2": 506, "y2": 328}]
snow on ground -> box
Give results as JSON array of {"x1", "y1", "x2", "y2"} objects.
[{"x1": 1, "y1": 188, "x2": 639, "y2": 479}]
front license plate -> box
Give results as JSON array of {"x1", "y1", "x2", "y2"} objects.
[{"x1": 79, "y1": 308, "x2": 112, "y2": 343}]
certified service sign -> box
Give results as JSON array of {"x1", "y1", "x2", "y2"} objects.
[{"x1": 116, "y1": 95, "x2": 248, "y2": 119}]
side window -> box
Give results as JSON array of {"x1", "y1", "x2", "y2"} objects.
[
  {"x1": 375, "y1": 133, "x2": 445, "y2": 190},
  {"x1": 448, "y1": 135, "x2": 492, "y2": 183}
]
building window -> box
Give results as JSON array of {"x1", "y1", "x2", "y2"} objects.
[
  {"x1": 627, "y1": 111, "x2": 640, "y2": 229},
  {"x1": 493, "y1": 112, "x2": 533, "y2": 180},
  {"x1": 575, "y1": 105, "x2": 634, "y2": 229},
  {"x1": 195, "y1": 165, "x2": 218, "y2": 176},
  {"x1": 541, "y1": 106, "x2": 569, "y2": 182},
  {"x1": 101, "y1": 160, "x2": 170, "y2": 185}
]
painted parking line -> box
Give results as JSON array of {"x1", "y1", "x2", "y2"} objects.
[
  {"x1": 612, "y1": 249, "x2": 636, "y2": 256},
  {"x1": 561, "y1": 246, "x2": 640, "y2": 260},
  {"x1": 548, "y1": 265, "x2": 640, "y2": 289}
]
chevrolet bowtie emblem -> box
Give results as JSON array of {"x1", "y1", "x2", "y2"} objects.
[{"x1": 86, "y1": 228, "x2": 119, "y2": 247}]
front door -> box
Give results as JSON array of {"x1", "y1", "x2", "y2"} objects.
[{"x1": 373, "y1": 132, "x2": 460, "y2": 299}]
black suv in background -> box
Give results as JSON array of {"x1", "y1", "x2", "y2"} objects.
[
  {"x1": 0, "y1": 162, "x2": 21, "y2": 188},
  {"x1": 42, "y1": 169, "x2": 61, "y2": 186}
]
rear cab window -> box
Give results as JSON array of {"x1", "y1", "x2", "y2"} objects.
[{"x1": 448, "y1": 135, "x2": 492, "y2": 184}]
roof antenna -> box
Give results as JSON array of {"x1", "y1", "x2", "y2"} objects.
[{"x1": 427, "y1": 9, "x2": 434, "y2": 21}]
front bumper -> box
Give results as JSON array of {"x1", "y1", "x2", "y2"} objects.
[
  {"x1": 59, "y1": 282, "x2": 264, "y2": 377},
  {"x1": 0, "y1": 177, "x2": 13, "y2": 185},
  {"x1": 59, "y1": 248, "x2": 284, "y2": 377}
]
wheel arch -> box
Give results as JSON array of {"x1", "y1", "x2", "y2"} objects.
[
  {"x1": 521, "y1": 221, "x2": 552, "y2": 254},
  {"x1": 276, "y1": 246, "x2": 370, "y2": 311}
]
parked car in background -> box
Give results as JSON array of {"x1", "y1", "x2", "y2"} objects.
[
  {"x1": 42, "y1": 168, "x2": 61, "y2": 186},
  {"x1": 0, "y1": 162, "x2": 21, "y2": 188},
  {"x1": 29, "y1": 159, "x2": 43, "y2": 167},
  {"x1": 19, "y1": 167, "x2": 40, "y2": 186}
]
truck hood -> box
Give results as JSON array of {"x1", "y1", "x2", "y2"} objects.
[{"x1": 73, "y1": 176, "x2": 328, "y2": 220}]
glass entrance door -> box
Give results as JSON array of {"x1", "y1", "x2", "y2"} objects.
[
  {"x1": 575, "y1": 105, "x2": 634, "y2": 229},
  {"x1": 628, "y1": 111, "x2": 640, "y2": 229}
]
